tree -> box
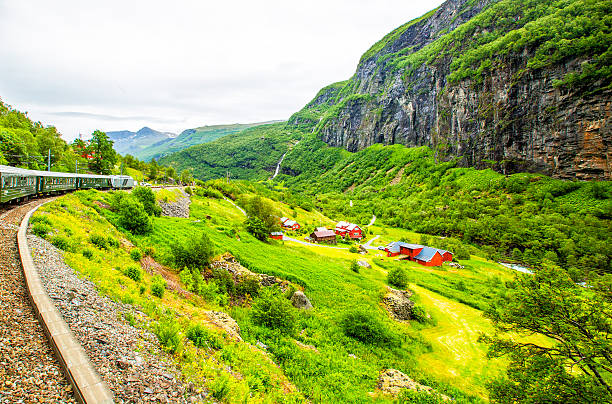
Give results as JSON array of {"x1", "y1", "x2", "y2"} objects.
[
  {"x1": 173, "y1": 233, "x2": 215, "y2": 270},
  {"x1": 180, "y1": 168, "x2": 193, "y2": 185},
  {"x1": 243, "y1": 196, "x2": 280, "y2": 240},
  {"x1": 481, "y1": 265, "x2": 612, "y2": 402},
  {"x1": 118, "y1": 196, "x2": 152, "y2": 235},
  {"x1": 132, "y1": 186, "x2": 161, "y2": 216},
  {"x1": 245, "y1": 216, "x2": 268, "y2": 241},
  {"x1": 88, "y1": 130, "x2": 117, "y2": 174},
  {"x1": 387, "y1": 267, "x2": 408, "y2": 289}
]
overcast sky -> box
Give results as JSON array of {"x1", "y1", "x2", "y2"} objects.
[{"x1": 0, "y1": 0, "x2": 443, "y2": 141}]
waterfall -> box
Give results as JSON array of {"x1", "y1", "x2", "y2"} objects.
[{"x1": 271, "y1": 152, "x2": 287, "y2": 179}]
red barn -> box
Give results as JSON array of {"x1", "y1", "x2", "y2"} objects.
[
  {"x1": 269, "y1": 232, "x2": 283, "y2": 240},
  {"x1": 335, "y1": 221, "x2": 363, "y2": 239},
  {"x1": 280, "y1": 217, "x2": 301, "y2": 230},
  {"x1": 385, "y1": 241, "x2": 454, "y2": 267}
]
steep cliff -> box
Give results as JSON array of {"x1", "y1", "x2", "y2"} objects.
[{"x1": 291, "y1": 0, "x2": 611, "y2": 179}]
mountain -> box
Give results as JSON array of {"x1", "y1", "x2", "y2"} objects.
[
  {"x1": 107, "y1": 127, "x2": 176, "y2": 157},
  {"x1": 290, "y1": 0, "x2": 611, "y2": 180},
  {"x1": 159, "y1": 122, "x2": 299, "y2": 180},
  {"x1": 135, "y1": 121, "x2": 281, "y2": 161}
]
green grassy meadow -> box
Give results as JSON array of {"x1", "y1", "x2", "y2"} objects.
[{"x1": 32, "y1": 188, "x2": 532, "y2": 402}]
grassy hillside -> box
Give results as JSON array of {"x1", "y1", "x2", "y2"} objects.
[
  {"x1": 36, "y1": 186, "x2": 531, "y2": 402},
  {"x1": 136, "y1": 122, "x2": 279, "y2": 161},
  {"x1": 159, "y1": 123, "x2": 302, "y2": 182},
  {"x1": 278, "y1": 135, "x2": 612, "y2": 276}
]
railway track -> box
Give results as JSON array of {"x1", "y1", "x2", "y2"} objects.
[{"x1": 0, "y1": 197, "x2": 78, "y2": 403}]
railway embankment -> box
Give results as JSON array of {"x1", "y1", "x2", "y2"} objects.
[
  {"x1": 28, "y1": 234, "x2": 197, "y2": 402},
  {"x1": 0, "y1": 199, "x2": 76, "y2": 403}
]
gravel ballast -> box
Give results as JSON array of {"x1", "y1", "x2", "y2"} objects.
[{"x1": 0, "y1": 199, "x2": 76, "y2": 404}]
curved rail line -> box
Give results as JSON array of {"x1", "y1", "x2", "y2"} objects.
[{"x1": 17, "y1": 201, "x2": 114, "y2": 404}]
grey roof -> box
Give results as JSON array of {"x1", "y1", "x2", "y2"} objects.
[
  {"x1": 413, "y1": 247, "x2": 441, "y2": 262},
  {"x1": 270, "y1": 232, "x2": 284, "y2": 236},
  {"x1": 386, "y1": 242, "x2": 424, "y2": 253},
  {"x1": 0, "y1": 165, "x2": 116, "y2": 179}
]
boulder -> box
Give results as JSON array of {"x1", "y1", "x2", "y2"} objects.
[
  {"x1": 382, "y1": 287, "x2": 415, "y2": 321},
  {"x1": 377, "y1": 369, "x2": 451, "y2": 400},
  {"x1": 204, "y1": 311, "x2": 242, "y2": 341},
  {"x1": 357, "y1": 260, "x2": 372, "y2": 269},
  {"x1": 291, "y1": 291, "x2": 313, "y2": 310}
]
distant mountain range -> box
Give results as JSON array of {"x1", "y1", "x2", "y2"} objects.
[
  {"x1": 107, "y1": 121, "x2": 282, "y2": 161},
  {"x1": 106, "y1": 127, "x2": 177, "y2": 158}
]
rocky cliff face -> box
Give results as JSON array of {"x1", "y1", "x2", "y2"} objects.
[{"x1": 295, "y1": 0, "x2": 610, "y2": 180}]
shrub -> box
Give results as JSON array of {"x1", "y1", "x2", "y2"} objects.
[
  {"x1": 350, "y1": 260, "x2": 360, "y2": 273},
  {"x1": 118, "y1": 196, "x2": 152, "y2": 235},
  {"x1": 173, "y1": 232, "x2": 214, "y2": 270},
  {"x1": 151, "y1": 275, "x2": 166, "y2": 298},
  {"x1": 388, "y1": 267, "x2": 408, "y2": 289},
  {"x1": 410, "y1": 305, "x2": 429, "y2": 324},
  {"x1": 82, "y1": 248, "x2": 93, "y2": 259},
  {"x1": 212, "y1": 268, "x2": 235, "y2": 295},
  {"x1": 245, "y1": 216, "x2": 268, "y2": 241},
  {"x1": 50, "y1": 235, "x2": 74, "y2": 252},
  {"x1": 130, "y1": 249, "x2": 143, "y2": 262},
  {"x1": 125, "y1": 265, "x2": 142, "y2": 282},
  {"x1": 454, "y1": 246, "x2": 471, "y2": 260},
  {"x1": 251, "y1": 288, "x2": 297, "y2": 335},
  {"x1": 107, "y1": 237, "x2": 119, "y2": 248},
  {"x1": 132, "y1": 186, "x2": 161, "y2": 216},
  {"x1": 31, "y1": 222, "x2": 52, "y2": 238},
  {"x1": 186, "y1": 323, "x2": 222, "y2": 349},
  {"x1": 236, "y1": 275, "x2": 261, "y2": 297},
  {"x1": 154, "y1": 317, "x2": 182, "y2": 353},
  {"x1": 349, "y1": 245, "x2": 358, "y2": 253},
  {"x1": 89, "y1": 234, "x2": 108, "y2": 249},
  {"x1": 341, "y1": 309, "x2": 397, "y2": 346}
]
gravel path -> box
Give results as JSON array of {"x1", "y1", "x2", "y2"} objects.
[
  {"x1": 29, "y1": 234, "x2": 206, "y2": 403},
  {"x1": 0, "y1": 198, "x2": 76, "y2": 404},
  {"x1": 223, "y1": 196, "x2": 247, "y2": 217}
]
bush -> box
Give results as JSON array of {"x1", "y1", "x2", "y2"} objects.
[
  {"x1": 245, "y1": 216, "x2": 268, "y2": 241},
  {"x1": 30, "y1": 215, "x2": 52, "y2": 226},
  {"x1": 125, "y1": 265, "x2": 142, "y2": 282},
  {"x1": 173, "y1": 233, "x2": 214, "y2": 270},
  {"x1": 350, "y1": 260, "x2": 360, "y2": 273},
  {"x1": 31, "y1": 222, "x2": 52, "y2": 238},
  {"x1": 118, "y1": 196, "x2": 152, "y2": 235},
  {"x1": 82, "y1": 248, "x2": 93, "y2": 259},
  {"x1": 107, "y1": 236, "x2": 119, "y2": 248},
  {"x1": 388, "y1": 267, "x2": 408, "y2": 289},
  {"x1": 454, "y1": 246, "x2": 471, "y2": 260},
  {"x1": 186, "y1": 323, "x2": 222, "y2": 349},
  {"x1": 144, "y1": 246, "x2": 156, "y2": 257},
  {"x1": 89, "y1": 234, "x2": 108, "y2": 249},
  {"x1": 410, "y1": 305, "x2": 429, "y2": 323},
  {"x1": 154, "y1": 317, "x2": 182, "y2": 353},
  {"x1": 212, "y1": 268, "x2": 235, "y2": 295},
  {"x1": 130, "y1": 249, "x2": 143, "y2": 262},
  {"x1": 151, "y1": 275, "x2": 166, "y2": 298},
  {"x1": 132, "y1": 186, "x2": 161, "y2": 216},
  {"x1": 50, "y1": 235, "x2": 74, "y2": 252},
  {"x1": 236, "y1": 275, "x2": 261, "y2": 297},
  {"x1": 341, "y1": 309, "x2": 397, "y2": 346},
  {"x1": 349, "y1": 245, "x2": 358, "y2": 253},
  {"x1": 251, "y1": 288, "x2": 297, "y2": 335}
]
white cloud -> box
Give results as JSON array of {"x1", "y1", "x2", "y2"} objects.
[{"x1": 0, "y1": 0, "x2": 443, "y2": 140}]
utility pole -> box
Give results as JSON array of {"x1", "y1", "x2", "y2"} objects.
[
  {"x1": 75, "y1": 160, "x2": 78, "y2": 174},
  {"x1": 47, "y1": 149, "x2": 51, "y2": 171}
]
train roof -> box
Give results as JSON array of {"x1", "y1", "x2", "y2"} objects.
[{"x1": 0, "y1": 165, "x2": 112, "y2": 179}]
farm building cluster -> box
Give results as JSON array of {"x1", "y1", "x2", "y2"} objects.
[{"x1": 381, "y1": 242, "x2": 453, "y2": 267}]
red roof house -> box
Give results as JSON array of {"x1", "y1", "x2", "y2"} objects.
[
  {"x1": 280, "y1": 217, "x2": 301, "y2": 230},
  {"x1": 269, "y1": 231, "x2": 284, "y2": 240}
]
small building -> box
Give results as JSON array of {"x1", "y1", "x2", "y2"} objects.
[
  {"x1": 385, "y1": 241, "x2": 453, "y2": 267},
  {"x1": 335, "y1": 221, "x2": 363, "y2": 239},
  {"x1": 269, "y1": 231, "x2": 284, "y2": 240},
  {"x1": 310, "y1": 228, "x2": 337, "y2": 244},
  {"x1": 280, "y1": 217, "x2": 301, "y2": 230}
]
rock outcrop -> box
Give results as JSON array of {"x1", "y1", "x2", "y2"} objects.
[
  {"x1": 377, "y1": 369, "x2": 451, "y2": 400},
  {"x1": 382, "y1": 287, "x2": 415, "y2": 321},
  {"x1": 210, "y1": 253, "x2": 292, "y2": 291},
  {"x1": 158, "y1": 190, "x2": 190, "y2": 218},
  {"x1": 291, "y1": 0, "x2": 610, "y2": 179},
  {"x1": 290, "y1": 291, "x2": 313, "y2": 310}
]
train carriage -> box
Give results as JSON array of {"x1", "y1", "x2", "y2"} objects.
[
  {"x1": 110, "y1": 175, "x2": 135, "y2": 189},
  {"x1": 33, "y1": 170, "x2": 78, "y2": 194},
  {"x1": 0, "y1": 165, "x2": 37, "y2": 203},
  {"x1": 77, "y1": 174, "x2": 112, "y2": 190}
]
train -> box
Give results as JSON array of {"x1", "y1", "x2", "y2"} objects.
[{"x1": 0, "y1": 165, "x2": 135, "y2": 204}]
